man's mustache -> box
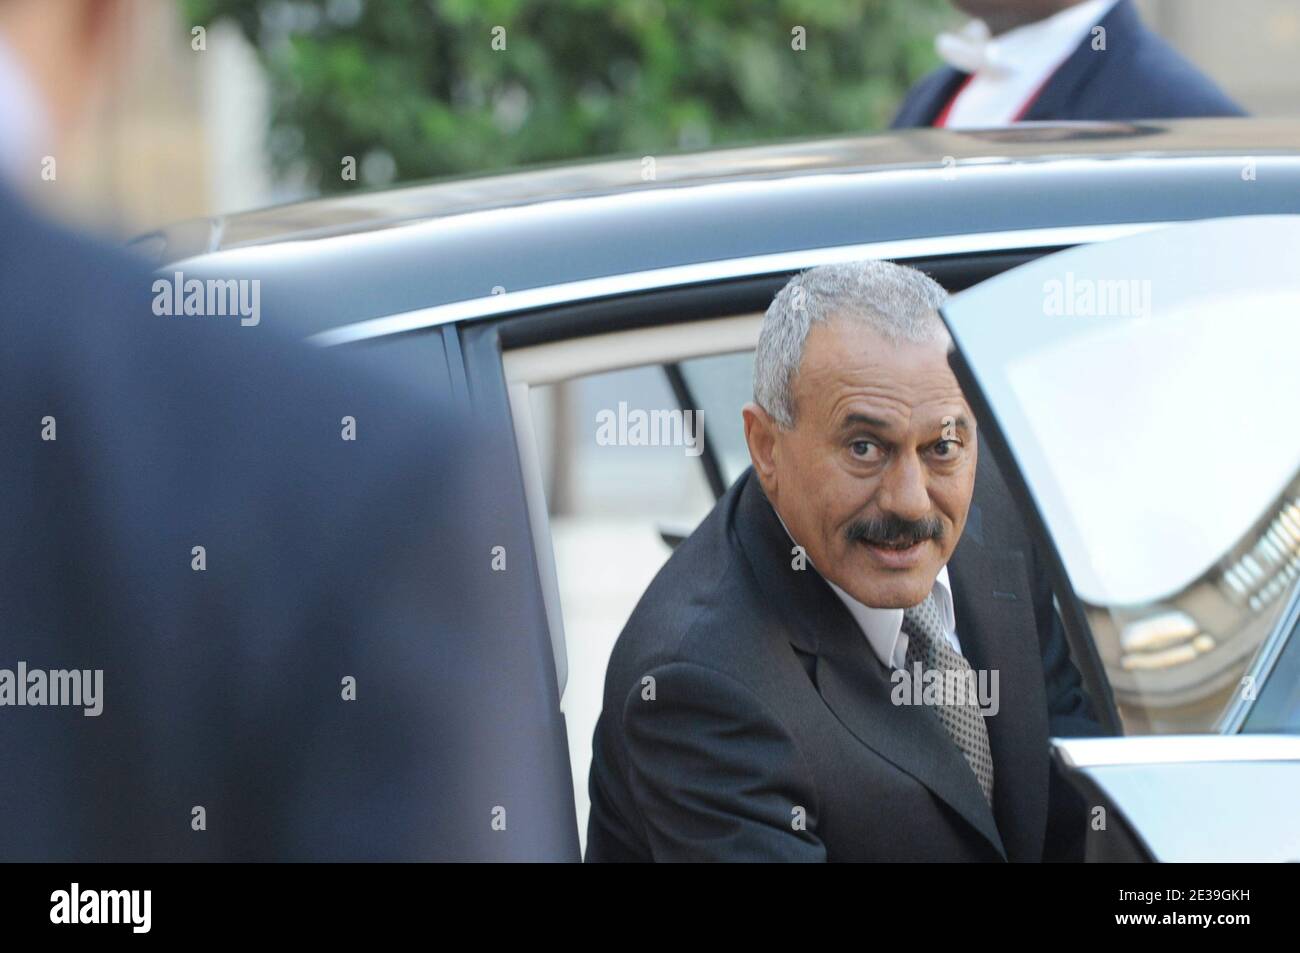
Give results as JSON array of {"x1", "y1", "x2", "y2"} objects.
[{"x1": 844, "y1": 514, "x2": 944, "y2": 547}]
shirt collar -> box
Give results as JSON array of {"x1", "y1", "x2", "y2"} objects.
[
  {"x1": 0, "y1": 32, "x2": 53, "y2": 187},
  {"x1": 826, "y1": 567, "x2": 955, "y2": 671},
  {"x1": 936, "y1": 0, "x2": 1119, "y2": 78},
  {"x1": 770, "y1": 502, "x2": 955, "y2": 670}
]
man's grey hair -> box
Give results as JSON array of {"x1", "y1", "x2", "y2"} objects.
[{"x1": 753, "y1": 260, "x2": 950, "y2": 429}]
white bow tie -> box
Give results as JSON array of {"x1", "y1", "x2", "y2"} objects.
[{"x1": 935, "y1": 20, "x2": 1012, "y2": 76}]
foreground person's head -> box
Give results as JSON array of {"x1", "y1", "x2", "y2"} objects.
[
  {"x1": 0, "y1": 0, "x2": 134, "y2": 169},
  {"x1": 951, "y1": 0, "x2": 1090, "y2": 36},
  {"x1": 743, "y1": 260, "x2": 977, "y2": 609}
]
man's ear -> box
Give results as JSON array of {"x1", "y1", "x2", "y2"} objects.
[{"x1": 742, "y1": 402, "x2": 780, "y2": 495}]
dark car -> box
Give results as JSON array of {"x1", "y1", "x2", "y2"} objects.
[{"x1": 138, "y1": 118, "x2": 1300, "y2": 861}]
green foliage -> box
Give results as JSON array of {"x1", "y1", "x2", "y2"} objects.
[{"x1": 185, "y1": 0, "x2": 955, "y2": 193}]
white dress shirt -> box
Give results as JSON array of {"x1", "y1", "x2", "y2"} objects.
[
  {"x1": 0, "y1": 33, "x2": 51, "y2": 186},
  {"x1": 772, "y1": 504, "x2": 963, "y2": 670},
  {"x1": 935, "y1": 0, "x2": 1120, "y2": 128}
]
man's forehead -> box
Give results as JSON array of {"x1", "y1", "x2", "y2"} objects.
[{"x1": 791, "y1": 321, "x2": 969, "y2": 426}]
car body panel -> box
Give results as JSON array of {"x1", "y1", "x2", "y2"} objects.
[
  {"x1": 1054, "y1": 735, "x2": 1300, "y2": 862},
  {"x1": 147, "y1": 119, "x2": 1300, "y2": 258},
  {"x1": 141, "y1": 121, "x2": 1300, "y2": 343}
]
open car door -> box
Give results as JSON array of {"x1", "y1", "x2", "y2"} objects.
[{"x1": 942, "y1": 215, "x2": 1300, "y2": 862}]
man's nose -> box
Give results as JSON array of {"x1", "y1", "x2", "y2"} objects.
[{"x1": 876, "y1": 451, "x2": 931, "y2": 522}]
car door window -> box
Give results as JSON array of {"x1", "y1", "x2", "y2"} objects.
[
  {"x1": 1242, "y1": 611, "x2": 1300, "y2": 733},
  {"x1": 527, "y1": 364, "x2": 714, "y2": 847},
  {"x1": 943, "y1": 215, "x2": 1300, "y2": 734},
  {"x1": 677, "y1": 351, "x2": 756, "y2": 487}
]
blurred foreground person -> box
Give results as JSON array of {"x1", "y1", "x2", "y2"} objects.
[
  {"x1": 893, "y1": 0, "x2": 1244, "y2": 128},
  {"x1": 0, "y1": 0, "x2": 574, "y2": 860}
]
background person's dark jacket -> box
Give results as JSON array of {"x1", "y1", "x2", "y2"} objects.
[
  {"x1": 0, "y1": 184, "x2": 573, "y2": 861},
  {"x1": 892, "y1": 0, "x2": 1245, "y2": 128},
  {"x1": 586, "y1": 462, "x2": 1107, "y2": 862}
]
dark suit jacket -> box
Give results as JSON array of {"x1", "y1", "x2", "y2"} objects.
[
  {"x1": 0, "y1": 184, "x2": 570, "y2": 860},
  {"x1": 586, "y1": 461, "x2": 1106, "y2": 862},
  {"x1": 891, "y1": 0, "x2": 1244, "y2": 128}
]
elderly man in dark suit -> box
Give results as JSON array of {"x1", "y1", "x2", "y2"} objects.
[
  {"x1": 892, "y1": 0, "x2": 1244, "y2": 128},
  {"x1": 586, "y1": 260, "x2": 1106, "y2": 862}
]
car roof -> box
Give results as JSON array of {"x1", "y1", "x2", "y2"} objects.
[{"x1": 145, "y1": 119, "x2": 1300, "y2": 339}]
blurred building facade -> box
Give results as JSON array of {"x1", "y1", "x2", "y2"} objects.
[{"x1": 1139, "y1": 0, "x2": 1300, "y2": 118}]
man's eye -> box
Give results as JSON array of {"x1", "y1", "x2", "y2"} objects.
[
  {"x1": 933, "y1": 439, "x2": 960, "y2": 457},
  {"x1": 850, "y1": 440, "x2": 878, "y2": 459}
]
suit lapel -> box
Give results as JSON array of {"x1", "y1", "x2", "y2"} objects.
[
  {"x1": 734, "y1": 472, "x2": 1006, "y2": 859},
  {"x1": 947, "y1": 537, "x2": 1050, "y2": 862},
  {"x1": 812, "y1": 610, "x2": 1007, "y2": 859},
  {"x1": 1022, "y1": 0, "x2": 1138, "y2": 121},
  {"x1": 892, "y1": 67, "x2": 970, "y2": 128}
]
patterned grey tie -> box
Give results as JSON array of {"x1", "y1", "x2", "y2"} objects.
[{"x1": 901, "y1": 593, "x2": 995, "y2": 807}]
